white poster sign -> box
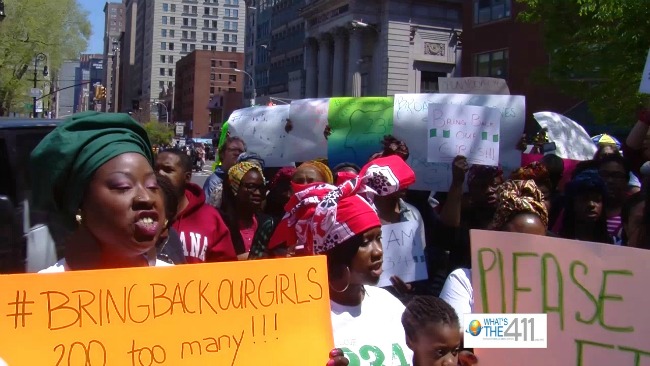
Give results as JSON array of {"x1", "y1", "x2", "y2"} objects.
[
  {"x1": 438, "y1": 77, "x2": 510, "y2": 95},
  {"x1": 640, "y1": 48, "x2": 650, "y2": 94},
  {"x1": 377, "y1": 221, "x2": 428, "y2": 287},
  {"x1": 285, "y1": 98, "x2": 329, "y2": 161},
  {"x1": 393, "y1": 94, "x2": 525, "y2": 191},
  {"x1": 533, "y1": 112, "x2": 596, "y2": 161},
  {"x1": 227, "y1": 105, "x2": 292, "y2": 166},
  {"x1": 427, "y1": 104, "x2": 501, "y2": 166}
]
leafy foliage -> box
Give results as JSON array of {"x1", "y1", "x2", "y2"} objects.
[
  {"x1": 0, "y1": 0, "x2": 91, "y2": 115},
  {"x1": 517, "y1": 0, "x2": 650, "y2": 126},
  {"x1": 142, "y1": 121, "x2": 174, "y2": 146}
]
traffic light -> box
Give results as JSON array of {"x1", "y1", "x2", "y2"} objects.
[{"x1": 94, "y1": 85, "x2": 107, "y2": 100}]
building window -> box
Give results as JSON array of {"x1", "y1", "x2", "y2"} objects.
[
  {"x1": 162, "y1": 16, "x2": 168, "y2": 24},
  {"x1": 224, "y1": 21, "x2": 230, "y2": 30},
  {"x1": 161, "y1": 29, "x2": 167, "y2": 37},
  {"x1": 169, "y1": 81, "x2": 174, "y2": 89},
  {"x1": 231, "y1": 47, "x2": 237, "y2": 52},
  {"x1": 168, "y1": 69, "x2": 173, "y2": 76},
  {"x1": 229, "y1": 87, "x2": 236, "y2": 92},
  {"x1": 170, "y1": 17, "x2": 176, "y2": 25},
  {"x1": 212, "y1": 46, "x2": 217, "y2": 51},
  {"x1": 223, "y1": 46, "x2": 229, "y2": 52},
  {"x1": 169, "y1": 42, "x2": 174, "y2": 50},
  {"x1": 160, "y1": 68, "x2": 165, "y2": 76},
  {"x1": 229, "y1": 61, "x2": 237, "y2": 68},
  {"x1": 212, "y1": 33, "x2": 217, "y2": 41},
  {"x1": 183, "y1": 18, "x2": 189, "y2": 26},
  {"x1": 232, "y1": 35, "x2": 237, "y2": 43},
  {"x1": 161, "y1": 42, "x2": 167, "y2": 50},
  {"x1": 190, "y1": 31, "x2": 196, "y2": 39},
  {"x1": 420, "y1": 71, "x2": 447, "y2": 92},
  {"x1": 190, "y1": 44, "x2": 195, "y2": 51},
  {"x1": 211, "y1": 60, "x2": 216, "y2": 67},
  {"x1": 474, "y1": 49, "x2": 509, "y2": 78},
  {"x1": 474, "y1": 0, "x2": 511, "y2": 24},
  {"x1": 163, "y1": 3, "x2": 169, "y2": 11},
  {"x1": 192, "y1": 6, "x2": 197, "y2": 14},
  {"x1": 204, "y1": 20, "x2": 209, "y2": 28},
  {"x1": 182, "y1": 30, "x2": 188, "y2": 39},
  {"x1": 204, "y1": 7, "x2": 210, "y2": 15},
  {"x1": 183, "y1": 5, "x2": 189, "y2": 13},
  {"x1": 171, "y1": 4, "x2": 176, "y2": 12},
  {"x1": 203, "y1": 45, "x2": 209, "y2": 50},
  {"x1": 191, "y1": 19, "x2": 197, "y2": 27},
  {"x1": 224, "y1": 34, "x2": 230, "y2": 43},
  {"x1": 232, "y1": 21, "x2": 238, "y2": 30},
  {"x1": 212, "y1": 8, "x2": 218, "y2": 16},
  {"x1": 169, "y1": 55, "x2": 174, "y2": 63},
  {"x1": 161, "y1": 55, "x2": 166, "y2": 63},
  {"x1": 203, "y1": 32, "x2": 209, "y2": 41},
  {"x1": 210, "y1": 86, "x2": 215, "y2": 94},
  {"x1": 224, "y1": 9, "x2": 238, "y2": 18},
  {"x1": 170, "y1": 30, "x2": 175, "y2": 37},
  {"x1": 212, "y1": 20, "x2": 218, "y2": 28},
  {"x1": 159, "y1": 81, "x2": 165, "y2": 89},
  {"x1": 229, "y1": 74, "x2": 237, "y2": 82},
  {"x1": 182, "y1": 43, "x2": 188, "y2": 52},
  {"x1": 210, "y1": 74, "x2": 216, "y2": 80}
]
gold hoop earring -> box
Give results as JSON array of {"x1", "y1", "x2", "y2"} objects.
[{"x1": 329, "y1": 266, "x2": 351, "y2": 293}]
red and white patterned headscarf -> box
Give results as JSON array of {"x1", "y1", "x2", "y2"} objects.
[{"x1": 268, "y1": 155, "x2": 415, "y2": 254}]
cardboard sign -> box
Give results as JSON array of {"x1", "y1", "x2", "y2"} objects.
[
  {"x1": 227, "y1": 105, "x2": 292, "y2": 166},
  {"x1": 0, "y1": 257, "x2": 333, "y2": 365},
  {"x1": 533, "y1": 112, "x2": 597, "y2": 161},
  {"x1": 328, "y1": 97, "x2": 394, "y2": 168},
  {"x1": 393, "y1": 94, "x2": 525, "y2": 191},
  {"x1": 377, "y1": 221, "x2": 428, "y2": 287},
  {"x1": 640, "y1": 48, "x2": 650, "y2": 94},
  {"x1": 470, "y1": 230, "x2": 650, "y2": 366},
  {"x1": 285, "y1": 98, "x2": 330, "y2": 162},
  {"x1": 427, "y1": 104, "x2": 501, "y2": 166},
  {"x1": 438, "y1": 77, "x2": 510, "y2": 95}
]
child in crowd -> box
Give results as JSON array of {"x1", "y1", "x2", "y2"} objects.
[{"x1": 402, "y1": 296, "x2": 478, "y2": 366}]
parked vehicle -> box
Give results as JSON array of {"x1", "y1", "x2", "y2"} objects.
[{"x1": 0, "y1": 118, "x2": 63, "y2": 273}]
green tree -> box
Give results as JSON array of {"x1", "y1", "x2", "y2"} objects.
[
  {"x1": 0, "y1": 0, "x2": 91, "y2": 115},
  {"x1": 143, "y1": 121, "x2": 174, "y2": 146},
  {"x1": 517, "y1": 0, "x2": 650, "y2": 126}
]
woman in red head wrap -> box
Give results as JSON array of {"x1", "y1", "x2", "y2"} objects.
[{"x1": 268, "y1": 156, "x2": 421, "y2": 364}]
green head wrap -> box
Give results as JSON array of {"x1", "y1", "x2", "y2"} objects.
[{"x1": 30, "y1": 111, "x2": 154, "y2": 226}]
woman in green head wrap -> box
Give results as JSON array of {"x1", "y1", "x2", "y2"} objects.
[{"x1": 31, "y1": 111, "x2": 172, "y2": 271}]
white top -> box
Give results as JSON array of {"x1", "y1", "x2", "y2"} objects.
[
  {"x1": 439, "y1": 268, "x2": 473, "y2": 327},
  {"x1": 39, "y1": 258, "x2": 173, "y2": 273},
  {"x1": 330, "y1": 286, "x2": 413, "y2": 365}
]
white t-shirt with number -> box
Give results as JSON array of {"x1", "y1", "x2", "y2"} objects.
[{"x1": 331, "y1": 286, "x2": 413, "y2": 366}]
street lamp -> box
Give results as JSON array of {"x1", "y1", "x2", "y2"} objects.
[
  {"x1": 33, "y1": 53, "x2": 48, "y2": 118},
  {"x1": 234, "y1": 68, "x2": 256, "y2": 106}
]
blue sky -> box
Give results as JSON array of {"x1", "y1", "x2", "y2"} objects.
[{"x1": 79, "y1": 0, "x2": 108, "y2": 54}]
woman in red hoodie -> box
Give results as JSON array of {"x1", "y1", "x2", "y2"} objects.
[{"x1": 155, "y1": 149, "x2": 237, "y2": 263}]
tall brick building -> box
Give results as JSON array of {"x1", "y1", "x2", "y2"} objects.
[{"x1": 174, "y1": 50, "x2": 244, "y2": 137}]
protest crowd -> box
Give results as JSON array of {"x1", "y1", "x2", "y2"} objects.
[{"x1": 5, "y1": 98, "x2": 650, "y2": 366}]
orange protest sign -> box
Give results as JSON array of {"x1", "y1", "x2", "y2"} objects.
[{"x1": 0, "y1": 256, "x2": 333, "y2": 365}]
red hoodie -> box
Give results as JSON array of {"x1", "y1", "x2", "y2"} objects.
[{"x1": 172, "y1": 183, "x2": 236, "y2": 263}]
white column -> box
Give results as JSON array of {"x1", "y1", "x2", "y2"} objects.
[
  {"x1": 304, "y1": 38, "x2": 318, "y2": 98},
  {"x1": 317, "y1": 34, "x2": 332, "y2": 97},
  {"x1": 332, "y1": 29, "x2": 347, "y2": 96},
  {"x1": 347, "y1": 29, "x2": 363, "y2": 97},
  {"x1": 371, "y1": 32, "x2": 383, "y2": 96}
]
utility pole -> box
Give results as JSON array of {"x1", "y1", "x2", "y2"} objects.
[{"x1": 32, "y1": 53, "x2": 48, "y2": 118}]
